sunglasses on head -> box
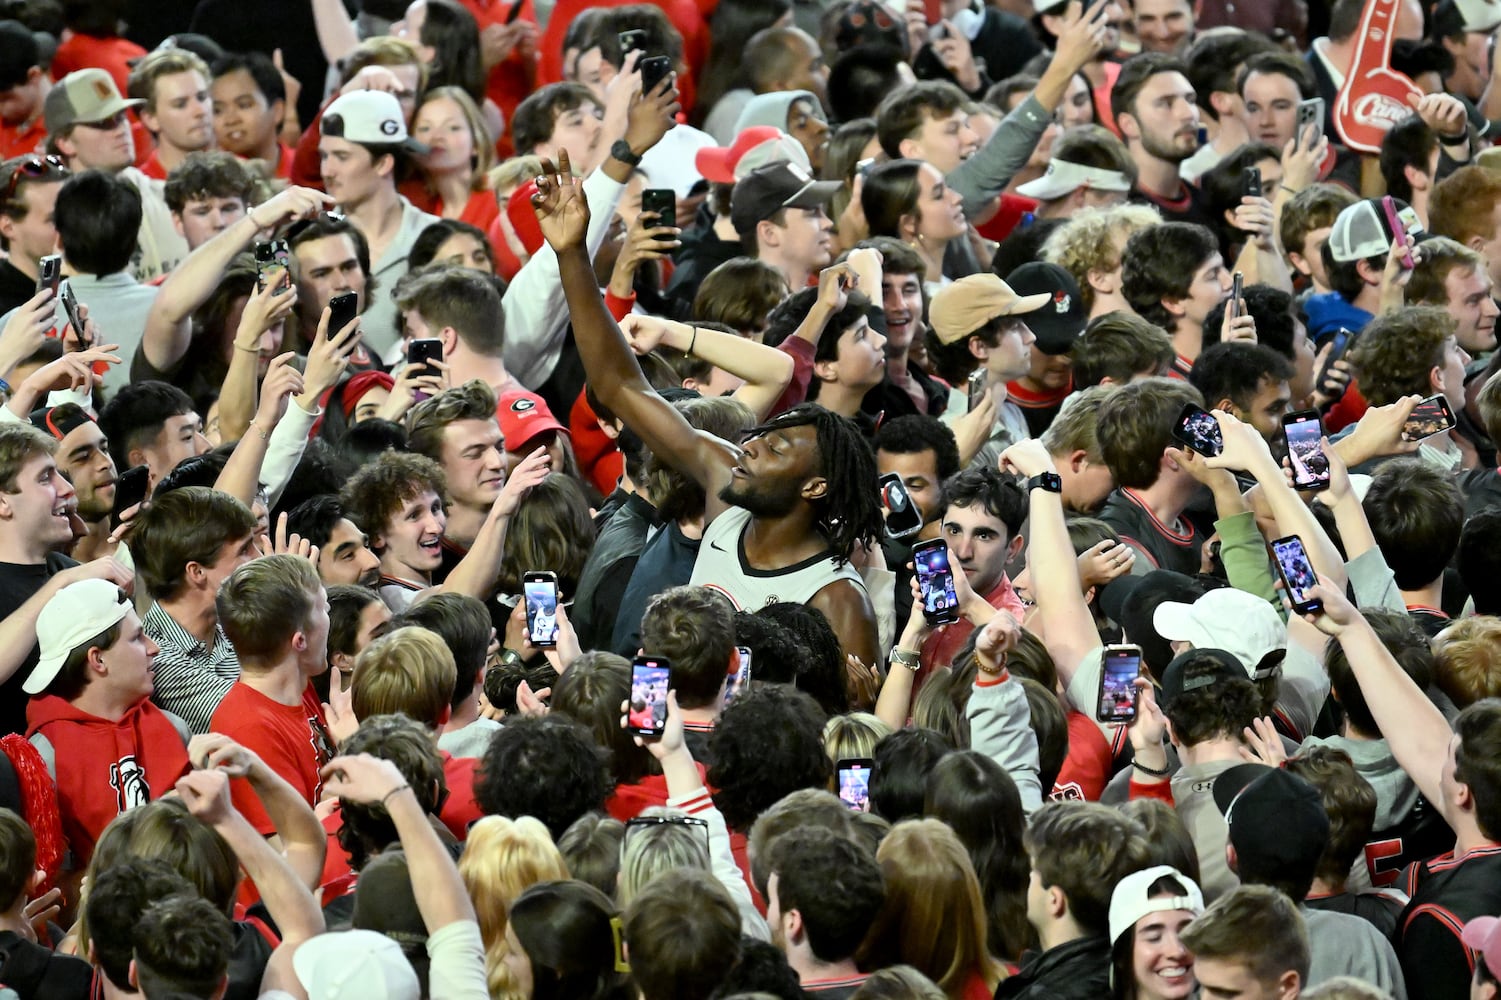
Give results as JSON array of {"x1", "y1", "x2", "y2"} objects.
[{"x1": 2, "y1": 155, "x2": 67, "y2": 201}]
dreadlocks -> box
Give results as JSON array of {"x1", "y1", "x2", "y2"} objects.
[{"x1": 744, "y1": 403, "x2": 883, "y2": 565}]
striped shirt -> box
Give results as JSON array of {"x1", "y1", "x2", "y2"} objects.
[{"x1": 145, "y1": 602, "x2": 239, "y2": 735}]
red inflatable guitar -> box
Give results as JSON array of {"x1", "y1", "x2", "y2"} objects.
[{"x1": 1332, "y1": 0, "x2": 1423, "y2": 153}]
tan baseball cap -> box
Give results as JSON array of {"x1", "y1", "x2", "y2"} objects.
[
  {"x1": 44, "y1": 68, "x2": 143, "y2": 133},
  {"x1": 928, "y1": 274, "x2": 1052, "y2": 346}
]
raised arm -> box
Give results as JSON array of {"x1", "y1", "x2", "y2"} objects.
[
  {"x1": 620, "y1": 314, "x2": 794, "y2": 422},
  {"x1": 1305, "y1": 579, "x2": 1456, "y2": 825},
  {"x1": 176, "y1": 768, "x2": 325, "y2": 944},
  {"x1": 534, "y1": 152, "x2": 738, "y2": 510},
  {"x1": 439, "y1": 447, "x2": 551, "y2": 599},
  {"x1": 140, "y1": 187, "x2": 332, "y2": 373},
  {"x1": 999, "y1": 440, "x2": 1100, "y2": 696},
  {"x1": 217, "y1": 281, "x2": 298, "y2": 443},
  {"x1": 214, "y1": 353, "x2": 303, "y2": 506}
]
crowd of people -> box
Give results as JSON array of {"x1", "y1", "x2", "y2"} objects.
[{"x1": 3, "y1": 0, "x2": 1501, "y2": 997}]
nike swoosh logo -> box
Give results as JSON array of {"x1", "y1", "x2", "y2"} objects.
[{"x1": 709, "y1": 541, "x2": 725, "y2": 552}]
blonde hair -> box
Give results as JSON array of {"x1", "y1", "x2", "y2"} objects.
[
  {"x1": 823, "y1": 712, "x2": 893, "y2": 763},
  {"x1": 460, "y1": 815, "x2": 569, "y2": 997},
  {"x1": 618, "y1": 807, "x2": 711, "y2": 906},
  {"x1": 416, "y1": 85, "x2": 497, "y2": 187},
  {"x1": 857, "y1": 819, "x2": 1004, "y2": 998},
  {"x1": 1041, "y1": 203, "x2": 1162, "y2": 312},
  {"x1": 350, "y1": 626, "x2": 458, "y2": 727}
]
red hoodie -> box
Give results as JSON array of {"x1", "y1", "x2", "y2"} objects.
[{"x1": 26, "y1": 694, "x2": 190, "y2": 868}]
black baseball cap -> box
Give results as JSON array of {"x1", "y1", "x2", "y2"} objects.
[
  {"x1": 730, "y1": 162, "x2": 842, "y2": 236},
  {"x1": 1006, "y1": 262, "x2": 1086, "y2": 355},
  {"x1": 1157, "y1": 647, "x2": 1249, "y2": 709},
  {"x1": 1216, "y1": 766, "x2": 1330, "y2": 878},
  {"x1": 0, "y1": 21, "x2": 43, "y2": 91}
]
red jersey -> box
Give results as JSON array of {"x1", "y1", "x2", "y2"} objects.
[
  {"x1": 26, "y1": 694, "x2": 190, "y2": 867},
  {"x1": 439, "y1": 751, "x2": 484, "y2": 839},
  {"x1": 210, "y1": 682, "x2": 334, "y2": 834},
  {"x1": 0, "y1": 116, "x2": 45, "y2": 161}
]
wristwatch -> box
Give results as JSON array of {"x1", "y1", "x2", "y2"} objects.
[
  {"x1": 1026, "y1": 472, "x2": 1063, "y2": 494},
  {"x1": 609, "y1": 139, "x2": 642, "y2": 167}
]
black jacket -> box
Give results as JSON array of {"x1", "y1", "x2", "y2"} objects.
[{"x1": 994, "y1": 935, "x2": 1112, "y2": 1000}]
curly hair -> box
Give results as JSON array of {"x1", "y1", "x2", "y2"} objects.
[
  {"x1": 756, "y1": 602, "x2": 850, "y2": 714},
  {"x1": 1040, "y1": 203, "x2": 1162, "y2": 313},
  {"x1": 1163, "y1": 668, "x2": 1262, "y2": 748},
  {"x1": 476, "y1": 715, "x2": 613, "y2": 840},
  {"x1": 873, "y1": 415, "x2": 961, "y2": 485},
  {"x1": 339, "y1": 450, "x2": 448, "y2": 540},
  {"x1": 707, "y1": 685, "x2": 832, "y2": 832},
  {"x1": 1349, "y1": 306, "x2": 1454, "y2": 406}
]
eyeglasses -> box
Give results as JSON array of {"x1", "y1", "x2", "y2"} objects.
[
  {"x1": 623, "y1": 815, "x2": 710, "y2": 852},
  {"x1": 2, "y1": 155, "x2": 67, "y2": 202},
  {"x1": 76, "y1": 111, "x2": 130, "y2": 131}
]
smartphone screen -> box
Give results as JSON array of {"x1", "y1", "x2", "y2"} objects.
[
  {"x1": 1096, "y1": 645, "x2": 1141, "y2": 724},
  {"x1": 880, "y1": 473, "x2": 925, "y2": 540},
  {"x1": 1283, "y1": 410, "x2": 1330, "y2": 491},
  {"x1": 524, "y1": 572, "x2": 559, "y2": 647},
  {"x1": 254, "y1": 239, "x2": 291, "y2": 292},
  {"x1": 724, "y1": 646, "x2": 752, "y2": 705},
  {"x1": 1271, "y1": 535, "x2": 1323, "y2": 615},
  {"x1": 1402, "y1": 394, "x2": 1456, "y2": 442},
  {"x1": 913, "y1": 539, "x2": 960, "y2": 625},
  {"x1": 837, "y1": 758, "x2": 873, "y2": 812},
  {"x1": 1171, "y1": 403, "x2": 1223, "y2": 457},
  {"x1": 629, "y1": 656, "x2": 671, "y2": 736},
  {"x1": 110, "y1": 464, "x2": 150, "y2": 529}
]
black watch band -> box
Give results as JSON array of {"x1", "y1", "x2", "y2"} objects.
[
  {"x1": 610, "y1": 140, "x2": 642, "y2": 166},
  {"x1": 1026, "y1": 472, "x2": 1063, "y2": 494}
]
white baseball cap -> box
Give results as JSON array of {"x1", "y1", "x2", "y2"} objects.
[
  {"x1": 1152, "y1": 588, "x2": 1287, "y2": 681},
  {"x1": 1109, "y1": 865, "x2": 1204, "y2": 944},
  {"x1": 1016, "y1": 158, "x2": 1133, "y2": 201},
  {"x1": 322, "y1": 90, "x2": 428, "y2": 155},
  {"x1": 293, "y1": 930, "x2": 420, "y2": 1000},
  {"x1": 25, "y1": 578, "x2": 132, "y2": 694}
]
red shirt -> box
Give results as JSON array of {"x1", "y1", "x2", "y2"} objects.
[
  {"x1": 533, "y1": 0, "x2": 707, "y2": 113},
  {"x1": 210, "y1": 682, "x2": 334, "y2": 834},
  {"x1": 1050, "y1": 710, "x2": 1114, "y2": 802},
  {"x1": 439, "y1": 751, "x2": 484, "y2": 839},
  {"x1": 138, "y1": 148, "x2": 167, "y2": 180},
  {"x1": 917, "y1": 576, "x2": 1027, "y2": 688},
  {"x1": 26, "y1": 694, "x2": 191, "y2": 868},
  {"x1": 0, "y1": 116, "x2": 46, "y2": 161},
  {"x1": 50, "y1": 34, "x2": 145, "y2": 97}
]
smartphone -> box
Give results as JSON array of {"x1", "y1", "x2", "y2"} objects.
[
  {"x1": 1402, "y1": 393, "x2": 1457, "y2": 442},
  {"x1": 879, "y1": 472, "x2": 924, "y2": 540},
  {"x1": 629, "y1": 655, "x2": 671, "y2": 736},
  {"x1": 407, "y1": 337, "x2": 443, "y2": 376},
  {"x1": 254, "y1": 239, "x2": 291, "y2": 292},
  {"x1": 1270, "y1": 534, "x2": 1323, "y2": 615},
  {"x1": 641, "y1": 188, "x2": 676, "y2": 229},
  {"x1": 110, "y1": 464, "x2": 150, "y2": 529},
  {"x1": 36, "y1": 253, "x2": 61, "y2": 296},
  {"x1": 1282, "y1": 410, "x2": 1330, "y2": 492},
  {"x1": 505, "y1": 0, "x2": 525, "y2": 21},
  {"x1": 1195, "y1": 125, "x2": 1209, "y2": 147},
  {"x1": 328, "y1": 290, "x2": 359, "y2": 335},
  {"x1": 1242, "y1": 166, "x2": 1261, "y2": 199},
  {"x1": 836, "y1": 757, "x2": 873, "y2": 812},
  {"x1": 1380, "y1": 195, "x2": 1415, "y2": 269},
  {"x1": 523, "y1": 570, "x2": 559, "y2": 647},
  {"x1": 60, "y1": 283, "x2": 87, "y2": 347},
  {"x1": 856, "y1": 157, "x2": 875, "y2": 178},
  {"x1": 639, "y1": 55, "x2": 671, "y2": 95},
  {"x1": 724, "y1": 646, "x2": 752, "y2": 705},
  {"x1": 967, "y1": 369, "x2": 987, "y2": 412},
  {"x1": 1096, "y1": 644, "x2": 1141, "y2": 724},
  {"x1": 1171, "y1": 402, "x2": 1223, "y2": 457},
  {"x1": 1296, "y1": 97, "x2": 1324, "y2": 146},
  {"x1": 618, "y1": 28, "x2": 647, "y2": 53},
  {"x1": 1316, "y1": 326, "x2": 1356, "y2": 395},
  {"x1": 912, "y1": 537, "x2": 960, "y2": 626},
  {"x1": 1228, "y1": 271, "x2": 1244, "y2": 320}
]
